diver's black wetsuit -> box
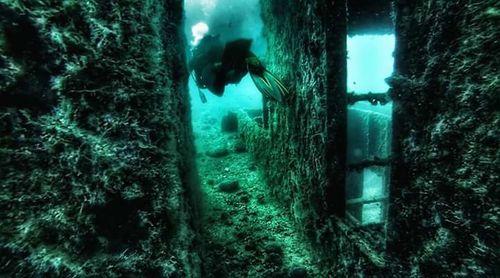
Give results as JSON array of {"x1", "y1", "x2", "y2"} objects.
[
  {"x1": 189, "y1": 35, "x2": 253, "y2": 96},
  {"x1": 189, "y1": 35, "x2": 289, "y2": 102},
  {"x1": 189, "y1": 35, "x2": 226, "y2": 95}
]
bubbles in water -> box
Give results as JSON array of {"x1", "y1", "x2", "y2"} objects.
[{"x1": 191, "y1": 22, "x2": 209, "y2": 46}]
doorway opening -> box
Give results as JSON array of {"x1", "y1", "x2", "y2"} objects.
[
  {"x1": 345, "y1": 32, "x2": 394, "y2": 253},
  {"x1": 346, "y1": 34, "x2": 394, "y2": 226}
]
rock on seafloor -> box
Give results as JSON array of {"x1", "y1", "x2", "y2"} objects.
[
  {"x1": 206, "y1": 148, "x2": 230, "y2": 158},
  {"x1": 217, "y1": 180, "x2": 240, "y2": 192},
  {"x1": 221, "y1": 112, "x2": 239, "y2": 132},
  {"x1": 233, "y1": 140, "x2": 247, "y2": 153},
  {"x1": 288, "y1": 266, "x2": 309, "y2": 278}
]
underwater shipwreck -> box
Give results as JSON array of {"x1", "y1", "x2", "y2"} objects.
[{"x1": 0, "y1": 0, "x2": 498, "y2": 277}]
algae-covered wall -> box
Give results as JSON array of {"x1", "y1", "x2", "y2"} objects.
[
  {"x1": 247, "y1": 0, "x2": 499, "y2": 276},
  {"x1": 243, "y1": 0, "x2": 360, "y2": 275},
  {"x1": 0, "y1": 0, "x2": 200, "y2": 276},
  {"x1": 257, "y1": 0, "x2": 345, "y2": 239},
  {"x1": 388, "y1": 0, "x2": 499, "y2": 276}
]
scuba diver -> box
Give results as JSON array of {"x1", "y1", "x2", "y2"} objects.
[{"x1": 188, "y1": 34, "x2": 290, "y2": 103}]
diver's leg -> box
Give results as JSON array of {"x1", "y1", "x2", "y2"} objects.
[{"x1": 246, "y1": 56, "x2": 290, "y2": 103}]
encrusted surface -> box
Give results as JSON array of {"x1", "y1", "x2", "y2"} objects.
[
  {"x1": 242, "y1": 0, "x2": 379, "y2": 276},
  {"x1": 389, "y1": 0, "x2": 499, "y2": 276},
  {"x1": 0, "y1": 0, "x2": 201, "y2": 276},
  {"x1": 247, "y1": 0, "x2": 499, "y2": 276}
]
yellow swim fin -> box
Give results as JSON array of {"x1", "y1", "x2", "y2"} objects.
[{"x1": 246, "y1": 57, "x2": 290, "y2": 102}]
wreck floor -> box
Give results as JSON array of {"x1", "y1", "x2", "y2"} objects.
[{"x1": 193, "y1": 120, "x2": 320, "y2": 277}]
